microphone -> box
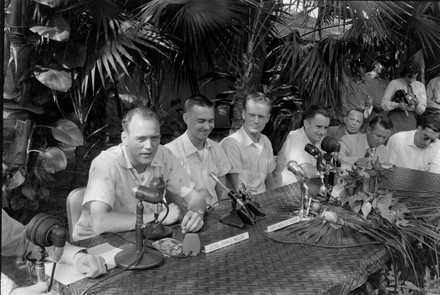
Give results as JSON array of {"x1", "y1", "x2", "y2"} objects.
[
  {"x1": 287, "y1": 161, "x2": 306, "y2": 178},
  {"x1": 26, "y1": 213, "x2": 67, "y2": 262},
  {"x1": 132, "y1": 185, "x2": 163, "y2": 204},
  {"x1": 209, "y1": 172, "x2": 244, "y2": 207},
  {"x1": 304, "y1": 143, "x2": 321, "y2": 157}
]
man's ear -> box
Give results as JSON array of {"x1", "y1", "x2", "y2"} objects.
[
  {"x1": 343, "y1": 116, "x2": 347, "y2": 125},
  {"x1": 183, "y1": 112, "x2": 190, "y2": 125},
  {"x1": 121, "y1": 131, "x2": 127, "y2": 144},
  {"x1": 242, "y1": 110, "x2": 246, "y2": 121},
  {"x1": 303, "y1": 119, "x2": 309, "y2": 129}
]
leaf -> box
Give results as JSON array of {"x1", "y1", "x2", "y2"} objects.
[
  {"x1": 10, "y1": 194, "x2": 25, "y2": 210},
  {"x1": 34, "y1": 66, "x2": 72, "y2": 92},
  {"x1": 51, "y1": 119, "x2": 84, "y2": 146},
  {"x1": 361, "y1": 202, "x2": 372, "y2": 218},
  {"x1": 55, "y1": 41, "x2": 87, "y2": 69},
  {"x1": 38, "y1": 187, "x2": 50, "y2": 199},
  {"x1": 39, "y1": 147, "x2": 67, "y2": 174},
  {"x1": 32, "y1": 0, "x2": 62, "y2": 8},
  {"x1": 29, "y1": 15, "x2": 70, "y2": 42},
  {"x1": 7, "y1": 170, "x2": 26, "y2": 190},
  {"x1": 22, "y1": 184, "x2": 37, "y2": 200},
  {"x1": 331, "y1": 183, "x2": 345, "y2": 200}
]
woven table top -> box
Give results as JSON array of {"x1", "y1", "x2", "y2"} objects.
[{"x1": 36, "y1": 183, "x2": 385, "y2": 295}]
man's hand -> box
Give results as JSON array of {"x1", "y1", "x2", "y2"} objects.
[
  {"x1": 73, "y1": 252, "x2": 107, "y2": 278},
  {"x1": 10, "y1": 282, "x2": 53, "y2": 295},
  {"x1": 398, "y1": 102, "x2": 415, "y2": 111},
  {"x1": 160, "y1": 203, "x2": 182, "y2": 225},
  {"x1": 181, "y1": 210, "x2": 204, "y2": 234}
]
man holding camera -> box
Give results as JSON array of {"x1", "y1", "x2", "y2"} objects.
[
  {"x1": 338, "y1": 115, "x2": 393, "y2": 169},
  {"x1": 274, "y1": 105, "x2": 331, "y2": 186}
]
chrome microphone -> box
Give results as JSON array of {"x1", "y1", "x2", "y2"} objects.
[
  {"x1": 132, "y1": 185, "x2": 163, "y2": 203},
  {"x1": 287, "y1": 161, "x2": 306, "y2": 178}
]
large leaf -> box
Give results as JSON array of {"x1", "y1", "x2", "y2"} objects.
[
  {"x1": 40, "y1": 147, "x2": 67, "y2": 174},
  {"x1": 34, "y1": 66, "x2": 72, "y2": 92},
  {"x1": 51, "y1": 119, "x2": 84, "y2": 146},
  {"x1": 55, "y1": 41, "x2": 87, "y2": 69},
  {"x1": 29, "y1": 15, "x2": 70, "y2": 42},
  {"x1": 32, "y1": 0, "x2": 62, "y2": 8},
  {"x1": 6, "y1": 169, "x2": 26, "y2": 190}
]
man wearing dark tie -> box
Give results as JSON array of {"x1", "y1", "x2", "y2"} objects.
[
  {"x1": 380, "y1": 62, "x2": 427, "y2": 133},
  {"x1": 338, "y1": 115, "x2": 393, "y2": 169}
]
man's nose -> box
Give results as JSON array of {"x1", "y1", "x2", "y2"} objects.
[{"x1": 144, "y1": 139, "x2": 152, "y2": 149}]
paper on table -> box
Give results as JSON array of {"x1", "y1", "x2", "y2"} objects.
[{"x1": 44, "y1": 243, "x2": 122, "y2": 286}]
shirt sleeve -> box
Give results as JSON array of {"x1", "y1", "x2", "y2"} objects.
[
  {"x1": 386, "y1": 135, "x2": 398, "y2": 165},
  {"x1": 82, "y1": 157, "x2": 117, "y2": 209},
  {"x1": 1, "y1": 209, "x2": 33, "y2": 259},
  {"x1": 428, "y1": 146, "x2": 440, "y2": 174},
  {"x1": 414, "y1": 82, "x2": 427, "y2": 115},
  {"x1": 381, "y1": 80, "x2": 400, "y2": 111},
  {"x1": 215, "y1": 144, "x2": 232, "y2": 177},
  {"x1": 162, "y1": 148, "x2": 195, "y2": 198},
  {"x1": 221, "y1": 138, "x2": 245, "y2": 173}
]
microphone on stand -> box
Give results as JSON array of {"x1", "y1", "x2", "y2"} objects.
[
  {"x1": 26, "y1": 213, "x2": 68, "y2": 291},
  {"x1": 115, "y1": 184, "x2": 165, "y2": 270},
  {"x1": 209, "y1": 172, "x2": 255, "y2": 228},
  {"x1": 144, "y1": 175, "x2": 173, "y2": 240}
]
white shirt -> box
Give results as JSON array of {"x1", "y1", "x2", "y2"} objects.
[
  {"x1": 381, "y1": 78, "x2": 427, "y2": 114},
  {"x1": 165, "y1": 132, "x2": 231, "y2": 206},
  {"x1": 426, "y1": 76, "x2": 440, "y2": 102},
  {"x1": 274, "y1": 127, "x2": 323, "y2": 185},
  {"x1": 387, "y1": 130, "x2": 440, "y2": 174}
]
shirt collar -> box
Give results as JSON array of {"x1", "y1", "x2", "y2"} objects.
[
  {"x1": 182, "y1": 131, "x2": 211, "y2": 155},
  {"x1": 238, "y1": 126, "x2": 263, "y2": 147},
  {"x1": 119, "y1": 143, "x2": 163, "y2": 170}
]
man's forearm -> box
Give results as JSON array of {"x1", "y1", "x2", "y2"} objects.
[{"x1": 91, "y1": 211, "x2": 155, "y2": 235}]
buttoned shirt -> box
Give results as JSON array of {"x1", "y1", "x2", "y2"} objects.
[
  {"x1": 220, "y1": 127, "x2": 276, "y2": 194},
  {"x1": 381, "y1": 78, "x2": 427, "y2": 114},
  {"x1": 274, "y1": 127, "x2": 323, "y2": 186},
  {"x1": 426, "y1": 76, "x2": 440, "y2": 102},
  {"x1": 165, "y1": 132, "x2": 231, "y2": 206},
  {"x1": 387, "y1": 130, "x2": 440, "y2": 174},
  {"x1": 364, "y1": 73, "x2": 389, "y2": 111},
  {"x1": 73, "y1": 144, "x2": 195, "y2": 240},
  {"x1": 342, "y1": 79, "x2": 373, "y2": 115},
  {"x1": 339, "y1": 133, "x2": 390, "y2": 169}
]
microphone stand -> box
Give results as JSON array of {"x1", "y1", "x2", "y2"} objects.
[
  {"x1": 144, "y1": 175, "x2": 173, "y2": 240},
  {"x1": 115, "y1": 200, "x2": 165, "y2": 269}
]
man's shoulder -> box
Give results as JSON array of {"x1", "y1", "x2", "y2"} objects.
[
  {"x1": 340, "y1": 133, "x2": 363, "y2": 145},
  {"x1": 220, "y1": 131, "x2": 242, "y2": 146},
  {"x1": 164, "y1": 134, "x2": 184, "y2": 153},
  {"x1": 155, "y1": 145, "x2": 179, "y2": 162},
  {"x1": 92, "y1": 144, "x2": 124, "y2": 164}
]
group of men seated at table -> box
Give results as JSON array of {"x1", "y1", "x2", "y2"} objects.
[
  {"x1": 2, "y1": 91, "x2": 439, "y2": 294},
  {"x1": 70, "y1": 91, "x2": 440, "y2": 243}
]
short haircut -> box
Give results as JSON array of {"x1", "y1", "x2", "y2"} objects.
[
  {"x1": 346, "y1": 107, "x2": 364, "y2": 117},
  {"x1": 400, "y1": 62, "x2": 421, "y2": 77},
  {"x1": 303, "y1": 105, "x2": 331, "y2": 121},
  {"x1": 121, "y1": 107, "x2": 160, "y2": 133},
  {"x1": 184, "y1": 95, "x2": 214, "y2": 113},
  {"x1": 368, "y1": 115, "x2": 393, "y2": 130},
  {"x1": 243, "y1": 92, "x2": 272, "y2": 112},
  {"x1": 419, "y1": 112, "x2": 440, "y2": 133}
]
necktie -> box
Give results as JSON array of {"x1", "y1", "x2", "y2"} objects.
[
  {"x1": 407, "y1": 83, "x2": 414, "y2": 97},
  {"x1": 365, "y1": 148, "x2": 372, "y2": 158}
]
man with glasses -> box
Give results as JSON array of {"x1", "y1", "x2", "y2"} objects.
[
  {"x1": 381, "y1": 62, "x2": 427, "y2": 133},
  {"x1": 387, "y1": 112, "x2": 440, "y2": 174},
  {"x1": 338, "y1": 115, "x2": 393, "y2": 170}
]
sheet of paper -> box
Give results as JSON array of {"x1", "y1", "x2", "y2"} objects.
[{"x1": 45, "y1": 243, "x2": 122, "y2": 285}]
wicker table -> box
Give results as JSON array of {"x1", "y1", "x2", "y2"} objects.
[{"x1": 22, "y1": 183, "x2": 386, "y2": 295}]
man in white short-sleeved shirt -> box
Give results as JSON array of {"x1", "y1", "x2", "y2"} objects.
[
  {"x1": 220, "y1": 92, "x2": 276, "y2": 194},
  {"x1": 387, "y1": 112, "x2": 440, "y2": 174},
  {"x1": 166, "y1": 95, "x2": 231, "y2": 207},
  {"x1": 73, "y1": 108, "x2": 206, "y2": 241}
]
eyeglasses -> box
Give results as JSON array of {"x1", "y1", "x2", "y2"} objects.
[{"x1": 423, "y1": 135, "x2": 438, "y2": 144}]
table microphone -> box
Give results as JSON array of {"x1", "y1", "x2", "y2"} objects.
[
  {"x1": 133, "y1": 185, "x2": 163, "y2": 203},
  {"x1": 287, "y1": 161, "x2": 306, "y2": 178}
]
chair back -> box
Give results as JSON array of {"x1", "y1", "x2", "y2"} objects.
[{"x1": 66, "y1": 187, "x2": 86, "y2": 242}]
